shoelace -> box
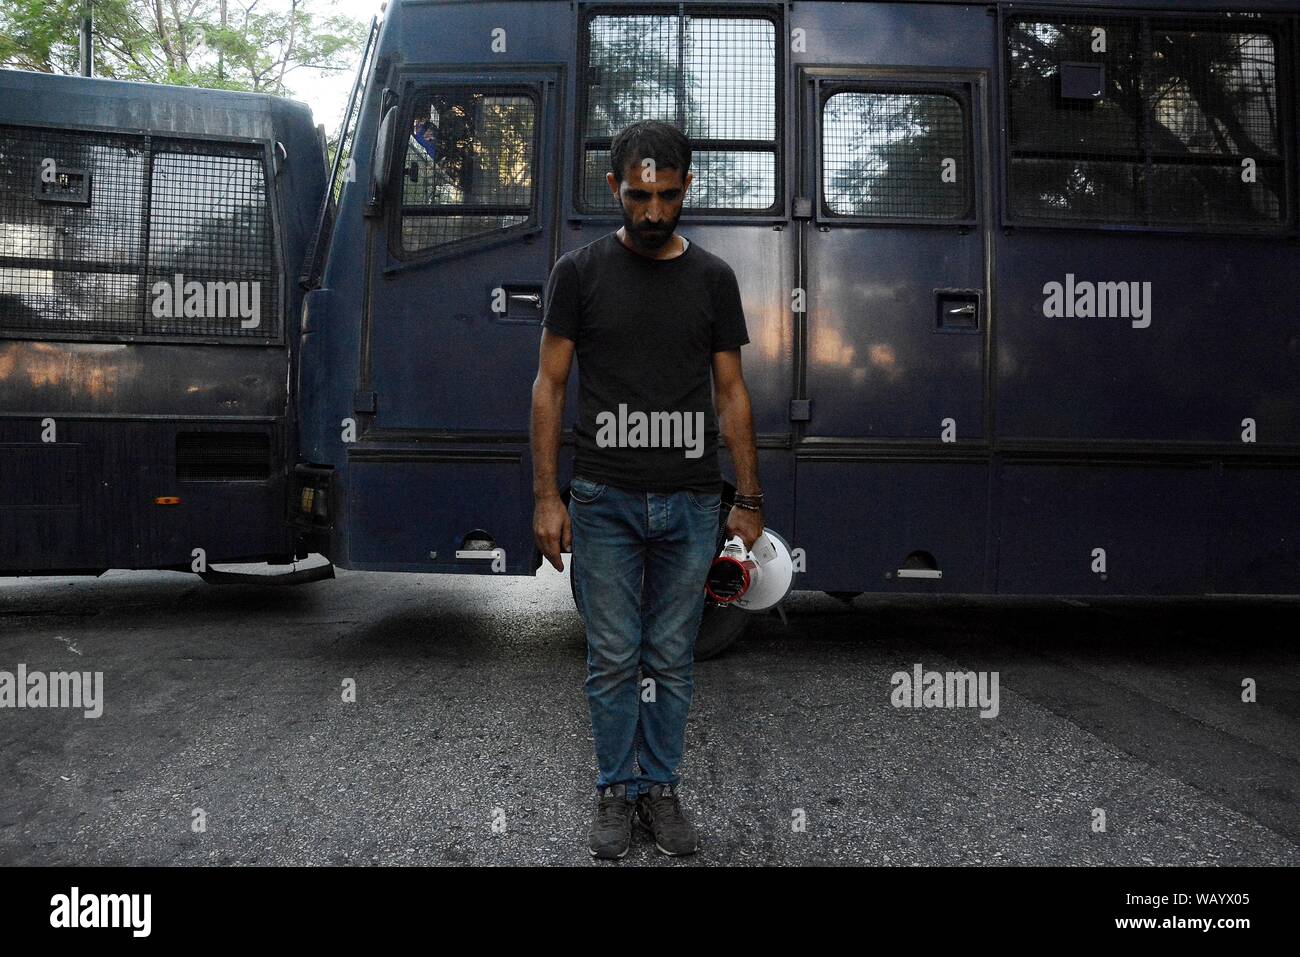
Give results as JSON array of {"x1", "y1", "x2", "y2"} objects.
[
  {"x1": 643, "y1": 788, "x2": 682, "y2": 820},
  {"x1": 597, "y1": 792, "x2": 631, "y2": 827}
]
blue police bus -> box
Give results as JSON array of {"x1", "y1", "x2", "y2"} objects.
[
  {"x1": 295, "y1": 0, "x2": 1300, "y2": 656},
  {"x1": 0, "y1": 68, "x2": 330, "y2": 581}
]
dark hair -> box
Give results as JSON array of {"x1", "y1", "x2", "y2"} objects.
[{"x1": 609, "y1": 120, "x2": 691, "y2": 184}]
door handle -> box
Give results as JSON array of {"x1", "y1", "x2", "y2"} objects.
[
  {"x1": 896, "y1": 568, "x2": 943, "y2": 579},
  {"x1": 498, "y1": 283, "x2": 545, "y2": 323},
  {"x1": 936, "y1": 292, "x2": 981, "y2": 332}
]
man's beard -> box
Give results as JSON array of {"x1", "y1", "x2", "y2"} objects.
[{"x1": 620, "y1": 202, "x2": 681, "y2": 251}]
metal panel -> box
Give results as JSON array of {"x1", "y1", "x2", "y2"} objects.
[
  {"x1": 794, "y1": 459, "x2": 989, "y2": 593},
  {"x1": 1212, "y1": 464, "x2": 1300, "y2": 593},
  {"x1": 993, "y1": 228, "x2": 1300, "y2": 444},
  {"x1": 995, "y1": 462, "x2": 1210, "y2": 594},
  {"x1": 347, "y1": 457, "x2": 526, "y2": 570}
]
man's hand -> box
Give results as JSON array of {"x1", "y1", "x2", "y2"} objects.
[
  {"x1": 726, "y1": 505, "x2": 764, "y2": 554},
  {"x1": 531, "y1": 328, "x2": 574, "y2": 572},
  {"x1": 713, "y1": 350, "x2": 763, "y2": 555},
  {"x1": 534, "y1": 494, "x2": 571, "y2": 572}
]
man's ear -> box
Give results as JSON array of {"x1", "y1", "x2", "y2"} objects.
[{"x1": 606, "y1": 171, "x2": 621, "y2": 202}]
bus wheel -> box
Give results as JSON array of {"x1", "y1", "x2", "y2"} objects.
[{"x1": 695, "y1": 602, "x2": 751, "y2": 660}]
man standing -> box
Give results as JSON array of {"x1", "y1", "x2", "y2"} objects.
[{"x1": 530, "y1": 120, "x2": 763, "y2": 859}]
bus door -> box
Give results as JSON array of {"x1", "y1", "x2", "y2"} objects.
[
  {"x1": 349, "y1": 68, "x2": 560, "y2": 569},
  {"x1": 794, "y1": 69, "x2": 991, "y2": 591}
]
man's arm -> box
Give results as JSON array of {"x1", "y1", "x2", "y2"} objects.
[
  {"x1": 531, "y1": 329, "x2": 575, "y2": 570},
  {"x1": 713, "y1": 348, "x2": 764, "y2": 550}
]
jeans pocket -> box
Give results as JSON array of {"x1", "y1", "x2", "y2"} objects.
[
  {"x1": 685, "y1": 489, "x2": 722, "y2": 513},
  {"x1": 569, "y1": 475, "x2": 607, "y2": 504}
]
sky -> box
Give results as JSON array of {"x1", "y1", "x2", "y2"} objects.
[{"x1": 287, "y1": 0, "x2": 388, "y2": 136}]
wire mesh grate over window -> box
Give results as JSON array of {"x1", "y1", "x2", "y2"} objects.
[
  {"x1": 399, "y1": 90, "x2": 536, "y2": 253},
  {"x1": 1004, "y1": 13, "x2": 1288, "y2": 228},
  {"x1": 581, "y1": 12, "x2": 778, "y2": 211},
  {"x1": 0, "y1": 126, "x2": 278, "y2": 337},
  {"x1": 822, "y1": 91, "x2": 971, "y2": 220}
]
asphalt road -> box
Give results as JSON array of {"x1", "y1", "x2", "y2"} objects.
[{"x1": 1, "y1": 563, "x2": 1297, "y2": 866}]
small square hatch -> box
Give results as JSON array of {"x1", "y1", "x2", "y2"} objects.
[
  {"x1": 34, "y1": 166, "x2": 91, "y2": 205},
  {"x1": 1059, "y1": 62, "x2": 1105, "y2": 101}
]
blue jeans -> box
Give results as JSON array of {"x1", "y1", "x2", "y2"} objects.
[{"x1": 568, "y1": 475, "x2": 721, "y2": 798}]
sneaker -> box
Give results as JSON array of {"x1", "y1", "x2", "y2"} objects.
[
  {"x1": 589, "y1": 783, "x2": 636, "y2": 859},
  {"x1": 635, "y1": 783, "x2": 699, "y2": 856}
]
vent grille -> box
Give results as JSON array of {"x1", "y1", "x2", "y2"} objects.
[{"x1": 176, "y1": 432, "x2": 272, "y2": 482}]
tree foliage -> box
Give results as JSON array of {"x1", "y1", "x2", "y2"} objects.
[{"x1": 0, "y1": 0, "x2": 366, "y2": 98}]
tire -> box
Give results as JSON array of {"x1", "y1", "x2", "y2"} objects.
[{"x1": 694, "y1": 600, "x2": 752, "y2": 660}]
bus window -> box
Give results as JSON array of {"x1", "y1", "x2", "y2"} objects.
[
  {"x1": 0, "y1": 127, "x2": 276, "y2": 339},
  {"x1": 0, "y1": 126, "x2": 147, "y2": 335},
  {"x1": 399, "y1": 89, "x2": 536, "y2": 254},
  {"x1": 579, "y1": 11, "x2": 778, "y2": 212},
  {"x1": 144, "y1": 141, "x2": 277, "y2": 338},
  {"x1": 822, "y1": 91, "x2": 971, "y2": 221},
  {"x1": 1004, "y1": 15, "x2": 1287, "y2": 229}
]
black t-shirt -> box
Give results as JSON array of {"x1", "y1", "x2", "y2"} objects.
[{"x1": 541, "y1": 231, "x2": 750, "y2": 493}]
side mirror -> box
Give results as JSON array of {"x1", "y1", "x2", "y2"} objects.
[{"x1": 370, "y1": 104, "x2": 398, "y2": 201}]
